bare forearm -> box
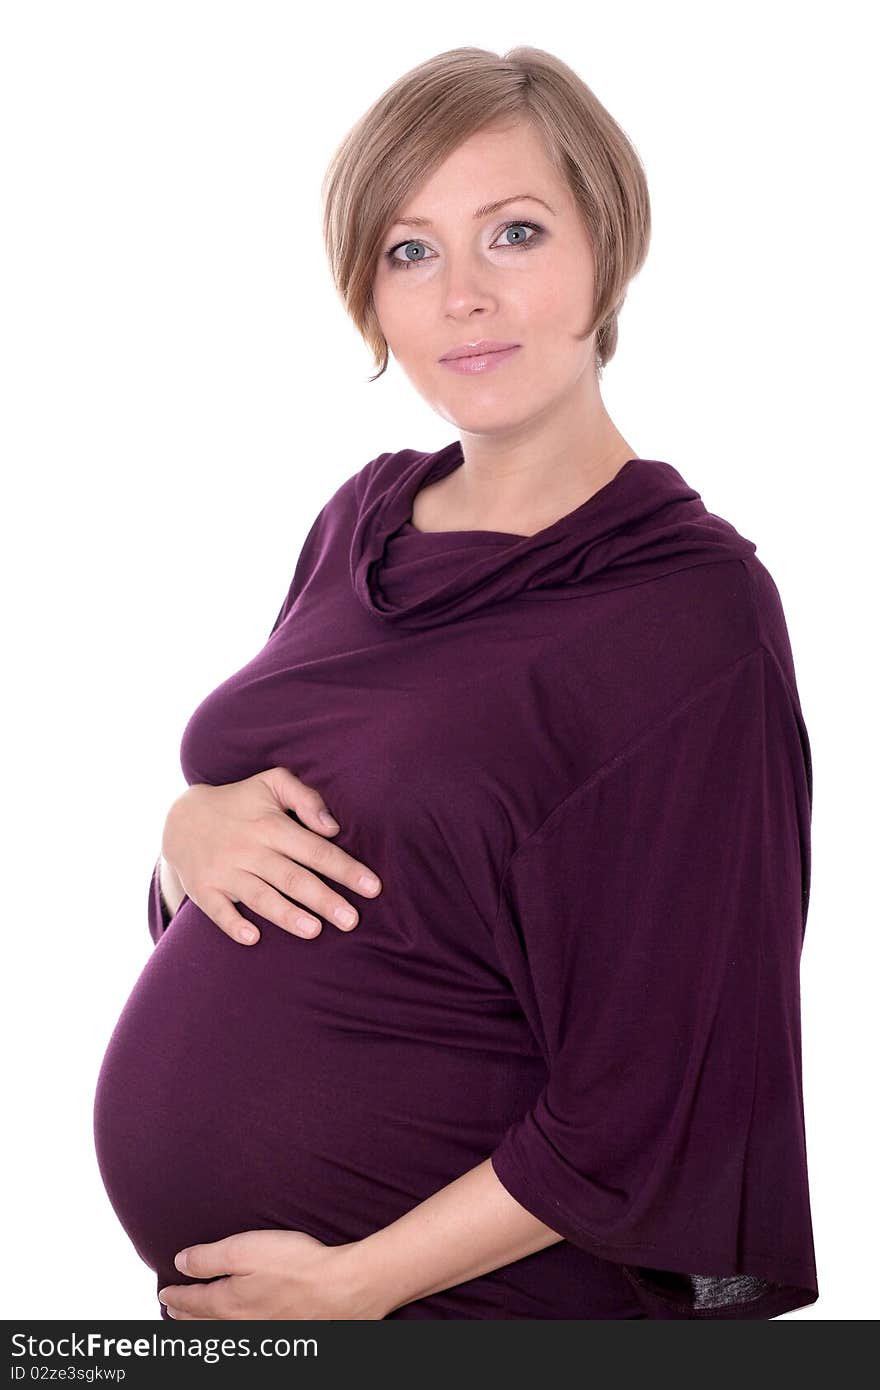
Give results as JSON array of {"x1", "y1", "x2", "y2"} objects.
[
  {"x1": 345, "y1": 1157, "x2": 564, "y2": 1317},
  {"x1": 158, "y1": 854, "x2": 185, "y2": 917}
]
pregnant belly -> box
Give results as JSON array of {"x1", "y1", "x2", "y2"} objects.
[{"x1": 93, "y1": 899, "x2": 547, "y2": 1310}]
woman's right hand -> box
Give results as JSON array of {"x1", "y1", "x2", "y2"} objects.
[{"x1": 160, "y1": 767, "x2": 383, "y2": 946}]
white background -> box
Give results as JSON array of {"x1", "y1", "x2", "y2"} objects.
[{"x1": 2, "y1": 0, "x2": 875, "y2": 1321}]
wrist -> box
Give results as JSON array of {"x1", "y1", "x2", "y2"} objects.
[{"x1": 332, "y1": 1238, "x2": 395, "y2": 1321}]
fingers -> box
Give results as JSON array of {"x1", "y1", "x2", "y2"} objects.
[
  {"x1": 284, "y1": 824, "x2": 383, "y2": 903},
  {"x1": 176, "y1": 1237, "x2": 251, "y2": 1278},
  {"x1": 198, "y1": 892, "x2": 267, "y2": 946},
  {"x1": 158, "y1": 1282, "x2": 229, "y2": 1319},
  {"x1": 264, "y1": 767, "x2": 342, "y2": 837},
  {"x1": 240, "y1": 851, "x2": 378, "y2": 938},
  {"x1": 234, "y1": 870, "x2": 326, "y2": 939},
  {"x1": 265, "y1": 768, "x2": 384, "y2": 903},
  {"x1": 194, "y1": 853, "x2": 383, "y2": 948}
]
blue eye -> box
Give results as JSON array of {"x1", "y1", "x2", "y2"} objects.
[{"x1": 385, "y1": 220, "x2": 544, "y2": 271}]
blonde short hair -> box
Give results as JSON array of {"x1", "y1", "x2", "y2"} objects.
[{"x1": 321, "y1": 46, "x2": 651, "y2": 382}]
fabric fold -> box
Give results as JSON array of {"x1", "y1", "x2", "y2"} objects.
[
  {"x1": 489, "y1": 644, "x2": 817, "y2": 1318},
  {"x1": 350, "y1": 442, "x2": 757, "y2": 629}
]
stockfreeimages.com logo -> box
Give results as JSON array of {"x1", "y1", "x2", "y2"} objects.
[{"x1": 10, "y1": 1330, "x2": 315, "y2": 1367}]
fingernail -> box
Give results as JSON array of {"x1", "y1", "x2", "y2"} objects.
[
  {"x1": 174, "y1": 1249, "x2": 189, "y2": 1272},
  {"x1": 359, "y1": 874, "x2": 381, "y2": 893},
  {"x1": 319, "y1": 810, "x2": 339, "y2": 829},
  {"x1": 335, "y1": 906, "x2": 357, "y2": 927}
]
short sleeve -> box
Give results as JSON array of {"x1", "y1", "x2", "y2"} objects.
[{"x1": 489, "y1": 644, "x2": 818, "y2": 1319}]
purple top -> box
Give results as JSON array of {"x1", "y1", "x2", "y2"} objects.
[{"x1": 95, "y1": 442, "x2": 818, "y2": 1319}]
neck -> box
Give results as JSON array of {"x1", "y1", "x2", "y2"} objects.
[{"x1": 417, "y1": 389, "x2": 636, "y2": 537}]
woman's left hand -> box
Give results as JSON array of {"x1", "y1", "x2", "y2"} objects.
[{"x1": 158, "y1": 1229, "x2": 385, "y2": 1320}]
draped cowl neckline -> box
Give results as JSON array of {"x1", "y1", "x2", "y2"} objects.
[{"x1": 349, "y1": 439, "x2": 757, "y2": 630}]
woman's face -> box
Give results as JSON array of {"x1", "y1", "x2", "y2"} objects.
[{"x1": 371, "y1": 120, "x2": 598, "y2": 432}]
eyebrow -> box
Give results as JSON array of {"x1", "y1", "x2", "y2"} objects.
[{"x1": 389, "y1": 194, "x2": 557, "y2": 230}]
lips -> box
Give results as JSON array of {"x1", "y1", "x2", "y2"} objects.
[
  {"x1": 439, "y1": 340, "x2": 520, "y2": 362},
  {"x1": 439, "y1": 345, "x2": 521, "y2": 376}
]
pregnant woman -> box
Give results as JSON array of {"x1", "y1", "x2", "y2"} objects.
[{"x1": 93, "y1": 45, "x2": 819, "y2": 1320}]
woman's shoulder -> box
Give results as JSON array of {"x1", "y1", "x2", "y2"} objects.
[
  {"x1": 728, "y1": 548, "x2": 803, "y2": 694},
  {"x1": 644, "y1": 543, "x2": 802, "y2": 697}
]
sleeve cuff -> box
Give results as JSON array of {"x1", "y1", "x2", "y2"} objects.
[{"x1": 490, "y1": 1131, "x2": 818, "y2": 1320}]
